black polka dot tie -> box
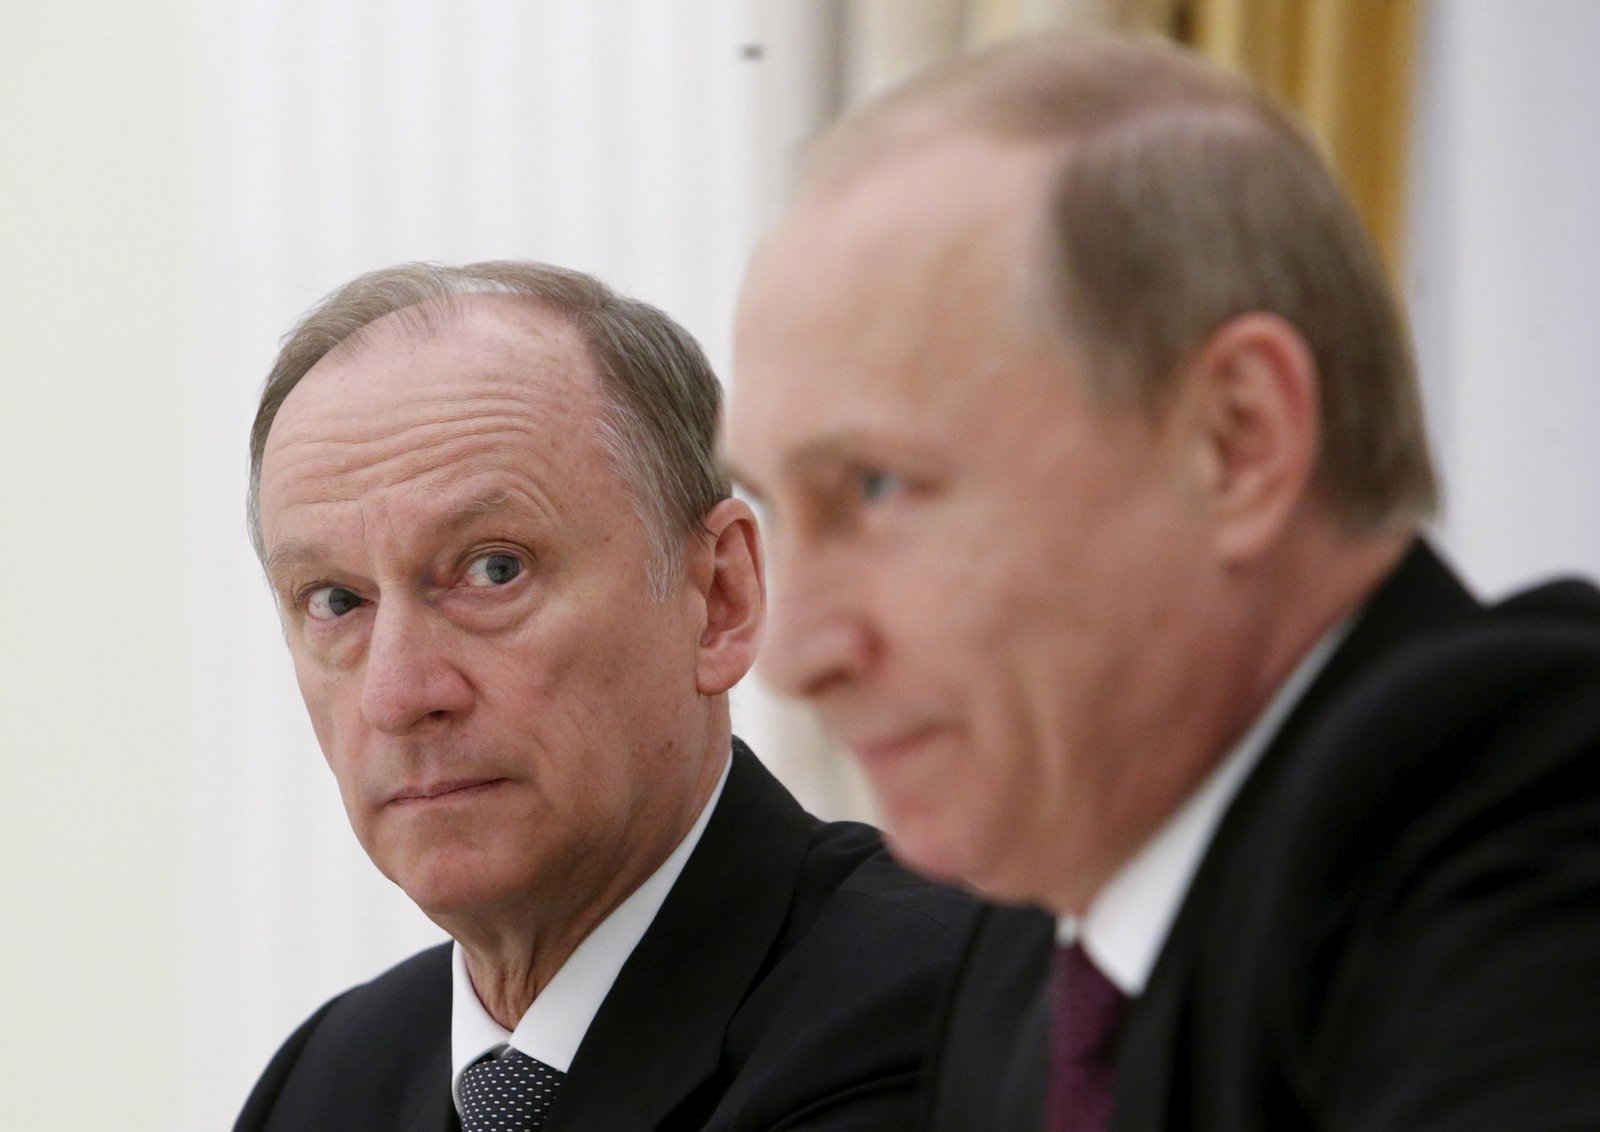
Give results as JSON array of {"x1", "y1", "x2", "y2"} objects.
[{"x1": 459, "y1": 1047, "x2": 566, "y2": 1131}]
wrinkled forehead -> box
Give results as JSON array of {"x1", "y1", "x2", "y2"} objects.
[{"x1": 255, "y1": 293, "x2": 619, "y2": 552}]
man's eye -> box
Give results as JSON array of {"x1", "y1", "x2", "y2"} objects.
[
  {"x1": 857, "y1": 469, "x2": 903, "y2": 502},
  {"x1": 306, "y1": 585, "x2": 363, "y2": 621},
  {"x1": 465, "y1": 552, "x2": 523, "y2": 587}
]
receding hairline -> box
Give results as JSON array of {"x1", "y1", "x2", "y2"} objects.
[
  {"x1": 309, "y1": 288, "x2": 596, "y2": 379},
  {"x1": 796, "y1": 31, "x2": 1270, "y2": 195},
  {"x1": 258, "y1": 291, "x2": 608, "y2": 488},
  {"x1": 250, "y1": 259, "x2": 733, "y2": 597}
]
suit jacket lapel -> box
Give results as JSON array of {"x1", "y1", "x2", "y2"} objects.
[
  {"x1": 399, "y1": 1041, "x2": 457, "y2": 1132},
  {"x1": 546, "y1": 741, "x2": 815, "y2": 1130},
  {"x1": 925, "y1": 903, "x2": 1054, "y2": 1132},
  {"x1": 1113, "y1": 540, "x2": 1480, "y2": 1129}
]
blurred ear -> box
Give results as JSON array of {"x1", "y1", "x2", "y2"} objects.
[
  {"x1": 691, "y1": 497, "x2": 766, "y2": 696},
  {"x1": 1177, "y1": 313, "x2": 1320, "y2": 562}
]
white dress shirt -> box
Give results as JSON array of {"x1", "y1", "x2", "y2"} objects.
[
  {"x1": 1060, "y1": 621, "x2": 1351, "y2": 995},
  {"x1": 449, "y1": 756, "x2": 732, "y2": 1112}
]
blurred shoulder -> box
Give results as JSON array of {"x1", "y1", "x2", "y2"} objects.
[{"x1": 793, "y1": 817, "x2": 983, "y2": 945}]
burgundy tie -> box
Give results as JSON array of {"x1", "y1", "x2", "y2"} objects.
[{"x1": 1048, "y1": 942, "x2": 1128, "y2": 1132}]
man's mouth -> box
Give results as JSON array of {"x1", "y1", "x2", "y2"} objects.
[
  {"x1": 389, "y1": 778, "x2": 507, "y2": 805},
  {"x1": 847, "y1": 724, "x2": 945, "y2": 767}
]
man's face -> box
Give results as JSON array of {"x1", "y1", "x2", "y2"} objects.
[
  {"x1": 258, "y1": 296, "x2": 720, "y2": 925},
  {"x1": 727, "y1": 137, "x2": 1224, "y2": 907}
]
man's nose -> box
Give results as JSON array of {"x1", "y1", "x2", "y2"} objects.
[
  {"x1": 758, "y1": 540, "x2": 875, "y2": 701},
  {"x1": 359, "y1": 602, "x2": 474, "y2": 734}
]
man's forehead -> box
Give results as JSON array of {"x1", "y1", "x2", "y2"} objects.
[
  {"x1": 782, "y1": 131, "x2": 1059, "y2": 247},
  {"x1": 257, "y1": 292, "x2": 613, "y2": 542},
  {"x1": 734, "y1": 139, "x2": 1065, "y2": 400},
  {"x1": 742, "y1": 136, "x2": 1061, "y2": 351}
]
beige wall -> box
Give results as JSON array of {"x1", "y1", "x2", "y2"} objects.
[{"x1": 0, "y1": 0, "x2": 196, "y2": 1125}]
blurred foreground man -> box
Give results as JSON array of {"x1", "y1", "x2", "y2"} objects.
[
  {"x1": 727, "y1": 33, "x2": 1600, "y2": 1132},
  {"x1": 234, "y1": 261, "x2": 975, "y2": 1131}
]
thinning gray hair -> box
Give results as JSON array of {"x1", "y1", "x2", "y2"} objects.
[{"x1": 248, "y1": 261, "x2": 729, "y2": 598}]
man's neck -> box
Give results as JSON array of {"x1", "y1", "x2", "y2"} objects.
[
  {"x1": 449, "y1": 729, "x2": 734, "y2": 1028},
  {"x1": 1047, "y1": 523, "x2": 1413, "y2": 917},
  {"x1": 458, "y1": 909, "x2": 617, "y2": 1031},
  {"x1": 448, "y1": 751, "x2": 736, "y2": 1085},
  {"x1": 1237, "y1": 523, "x2": 1410, "y2": 725}
]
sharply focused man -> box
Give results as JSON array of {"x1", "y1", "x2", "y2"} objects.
[
  {"x1": 233, "y1": 261, "x2": 976, "y2": 1131},
  {"x1": 726, "y1": 33, "x2": 1600, "y2": 1131}
]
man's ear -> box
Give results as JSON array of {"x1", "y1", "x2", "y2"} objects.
[
  {"x1": 1177, "y1": 312, "x2": 1320, "y2": 563},
  {"x1": 691, "y1": 497, "x2": 765, "y2": 696}
]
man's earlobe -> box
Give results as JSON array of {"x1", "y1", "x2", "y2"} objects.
[
  {"x1": 1185, "y1": 313, "x2": 1320, "y2": 562},
  {"x1": 695, "y1": 498, "x2": 766, "y2": 696}
]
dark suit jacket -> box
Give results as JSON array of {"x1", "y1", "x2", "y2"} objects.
[
  {"x1": 931, "y1": 542, "x2": 1600, "y2": 1130},
  {"x1": 236, "y1": 741, "x2": 978, "y2": 1131}
]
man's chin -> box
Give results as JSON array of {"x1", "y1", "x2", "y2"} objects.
[
  {"x1": 878, "y1": 803, "x2": 1048, "y2": 906},
  {"x1": 381, "y1": 851, "x2": 521, "y2": 922},
  {"x1": 876, "y1": 806, "x2": 986, "y2": 894}
]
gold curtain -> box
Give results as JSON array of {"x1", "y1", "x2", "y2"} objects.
[{"x1": 1176, "y1": 0, "x2": 1421, "y2": 269}]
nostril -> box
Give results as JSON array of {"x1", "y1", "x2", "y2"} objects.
[{"x1": 800, "y1": 668, "x2": 853, "y2": 700}]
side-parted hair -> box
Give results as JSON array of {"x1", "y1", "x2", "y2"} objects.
[
  {"x1": 248, "y1": 261, "x2": 729, "y2": 597},
  {"x1": 808, "y1": 32, "x2": 1437, "y2": 529}
]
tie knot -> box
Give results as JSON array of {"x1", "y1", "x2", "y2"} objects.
[
  {"x1": 1053, "y1": 942, "x2": 1127, "y2": 1061},
  {"x1": 458, "y1": 1047, "x2": 566, "y2": 1132}
]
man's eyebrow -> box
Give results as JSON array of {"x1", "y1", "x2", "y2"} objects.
[
  {"x1": 264, "y1": 539, "x2": 327, "y2": 580},
  {"x1": 263, "y1": 491, "x2": 528, "y2": 579},
  {"x1": 436, "y1": 489, "x2": 539, "y2": 535},
  {"x1": 783, "y1": 433, "x2": 909, "y2": 478},
  {"x1": 724, "y1": 432, "x2": 914, "y2": 499},
  {"x1": 458, "y1": 489, "x2": 515, "y2": 516}
]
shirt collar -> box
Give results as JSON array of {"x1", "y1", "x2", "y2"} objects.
[
  {"x1": 1059, "y1": 618, "x2": 1351, "y2": 995},
  {"x1": 450, "y1": 753, "x2": 732, "y2": 1105}
]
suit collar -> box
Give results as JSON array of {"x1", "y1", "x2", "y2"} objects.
[
  {"x1": 545, "y1": 740, "x2": 815, "y2": 1130},
  {"x1": 400, "y1": 1040, "x2": 458, "y2": 1132},
  {"x1": 1286, "y1": 539, "x2": 1480, "y2": 713}
]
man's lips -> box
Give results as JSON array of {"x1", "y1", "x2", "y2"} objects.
[
  {"x1": 388, "y1": 778, "x2": 508, "y2": 805},
  {"x1": 846, "y1": 724, "x2": 946, "y2": 766}
]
